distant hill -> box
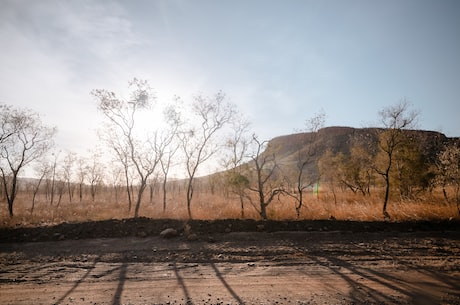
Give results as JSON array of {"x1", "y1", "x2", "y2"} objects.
[{"x1": 258, "y1": 126, "x2": 458, "y2": 182}]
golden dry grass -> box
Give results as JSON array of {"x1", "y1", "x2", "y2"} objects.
[{"x1": 1, "y1": 185, "x2": 458, "y2": 228}]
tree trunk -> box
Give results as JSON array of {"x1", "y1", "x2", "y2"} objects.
[
  {"x1": 125, "y1": 173, "x2": 132, "y2": 212},
  {"x1": 239, "y1": 195, "x2": 245, "y2": 219},
  {"x1": 67, "y1": 182, "x2": 73, "y2": 203},
  {"x1": 149, "y1": 183, "x2": 154, "y2": 204},
  {"x1": 6, "y1": 172, "x2": 19, "y2": 217},
  {"x1": 134, "y1": 182, "x2": 147, "y2": 218},
  {"x1": 260, "y1": 203, "x2": 267, "y2": 220},
  {"x1": 186, "y1": 179, "x2": 193, "y2": 219},
  {"x1": 79, "y1": 183, "x2": 83, "y2": 202},
  {"x1": 383, "y1": 174, "x2": 390, "y2": 219},
  {"x1": 295, "y1": 185, "x2": 303, "y2": 219},
  {"x1": 162, "y1": 176, "x2": 168, "y2": 212},
  {"x1": 31, "y1": 171, "x2": 46, "y2": 214},
  {"x1": 8, "y1": 199, "x2": 13, "y2": 217}
]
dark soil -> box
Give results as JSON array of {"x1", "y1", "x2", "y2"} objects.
[{"x1": 0, "y1": 217, "x2": 458, "y2": 243}]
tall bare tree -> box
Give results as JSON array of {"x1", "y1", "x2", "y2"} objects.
[
  {"x1": 374, "y1": 100, "x2": 419, "y2": 219},
  {"x1": 318, "y1": 149, "x2": 340, "y2": 204},
  {"x1": 158, "y1": 103, "x2": 182, "y2": 212},
  {"x1": 47, "y1": 151, "x2": 59, "y2": 205},
  {"x1": 31, "y1": 157, "x2": 52, "y2": 213},
  {"x1": 247, "y1": 135, "x2": 284, "y2": 220},
  {"x1": 61, "y1": 151, "x2": 76, "y2": 203},
  {"x1": 222, "y1": 114, "x2": 251, "y2": 218},
  {"x1": 0, "y1": 104, "x2": 56, "y2": 217},
  {"x1": 86, "y1": 150, "x2": 105, "y2": 202},
  {"x1": 93, "y1": 79, "x2": 158, "y2": 217},
  {"x1": 289, "y1": 112, "x2": 325, "y2": 218},
  {"x1": 76, "y1": 156, "x2": 87, "y2": 202},
  {"x1": 178, "y1": 92, "x2": 237, "y2": 219}
]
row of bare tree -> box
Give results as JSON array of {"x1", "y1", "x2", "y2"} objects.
[{"x1": 1, "y1": 81, "x2": 459, "y2": 220}]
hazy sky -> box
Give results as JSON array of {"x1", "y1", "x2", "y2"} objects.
[{"x1": 1, "y1": 0, "x2": 459, "y2": 156}]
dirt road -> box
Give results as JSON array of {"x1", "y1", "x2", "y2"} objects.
[{"x1": 1, "y1": 230, "x2": 459, "y2": 304}]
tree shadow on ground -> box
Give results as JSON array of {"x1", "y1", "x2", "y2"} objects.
[
  {"x1": 305, "y1": 252, "x2": 460, "y2": 304},
  {"x1": 112, "y1": 260, "x2": 128, "y2": 305},
  {"x1": 210, "y1": 262, "x2": 244, "y2": 304},
  {"x1": 54, "y1": 256, "x2": 99, "y2": 305},
  {"x1": 172, "y1": 261, "x2": 193, "y2": 305}
]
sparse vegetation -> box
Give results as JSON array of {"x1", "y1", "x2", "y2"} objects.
[
  {"x1": 1, "y1": 182, "x2": 458, "y2": 228},
  {"x1": 1, "y1": 93, "x2": 459, "y2": 227}
]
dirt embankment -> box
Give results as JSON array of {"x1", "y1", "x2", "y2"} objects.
[{"x1": 1, "y1": 217, "x2": 458, "y2": 243}]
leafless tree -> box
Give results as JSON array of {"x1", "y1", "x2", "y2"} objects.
[
  {"x1": 374, "y1": 100, "x2": 419, "y2": 219},
  {"x1": 178, "y1": 92, "x2": 237, "y2": 219},
  {"x1": 246, "y1": 134, "x2": 284, "y2": 220},
  {"x1": 101, "y1": 128, "x2": 134, "y2": 210},
  {"x1": 76, "y1": 156, "x2": 87, "y2": 202},
  {"x1": 93, "y1": 79, "x2": 158, "y2": 217},
  {"x1": 318, "y1": 150, "x2": 340, "y2": 204},
  {"x1": 222, "y1": 114, "x2": 252, "y2": 218},
  {"x1": 288, "y1": 112, "x2": 325, "y2": 218},
  {"x1": 47, "y1": 151, "x2": 60, "y2": 205},
  {"x1": 31, "y1": 157, "x2": 52, "y2": 213},
  {"x1": 61, "y1": 151, "x2": 76, "y2": 203},
  {"x1": 157, "y1": 103, "x2": 182, "y2": 212},
  {"x1": 109, "y1": 166, "x2": 124, "y2": 204},
  {"x1": 0, "y1": 104, "x2": 56, "y2": 217},
  {"x1": 86, "y1": 150, "x2": 105, "y2": 202}
]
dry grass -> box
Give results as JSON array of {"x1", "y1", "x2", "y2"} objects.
[{"x1": 1, "y1": 186, "x2": 459, "y2": 228}]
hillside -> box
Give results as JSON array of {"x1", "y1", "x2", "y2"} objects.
[{"x1": 261, "y1": 126, "x2": 458, "y2": 181}]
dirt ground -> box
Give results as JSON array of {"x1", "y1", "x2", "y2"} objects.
[{"x1": 0, "y1": 219, "x2": 459, "y2": 305}]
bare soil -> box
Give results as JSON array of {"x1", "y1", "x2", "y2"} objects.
[{"x1": 0, "y1": 219, "x2": 459, "y2": 305}]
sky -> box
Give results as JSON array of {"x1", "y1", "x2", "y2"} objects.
[{"x1": 1, "y1": 0, "x2": 459, "y2": 158}]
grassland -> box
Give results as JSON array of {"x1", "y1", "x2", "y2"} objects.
[{"x1": 1, "y1": 185, "x2": 458, "y2": 228}]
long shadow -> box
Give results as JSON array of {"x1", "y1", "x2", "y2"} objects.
[
  {"x1": 54, "y1": 256, "x2": 99, "y2": 305},
  {"x1": 210, "y1": 262, "x2": 244, "y2": 304},
  {"x1": 306, "y1": 250, "x2": 458, "y2": 304},
  {"x1": 308, "y1": 255, "x2": 396, "y2": 303},
  {"x1": 172, "y1": 261, "x2": 193, "y2": 305},
  {"x1": 112, "y1": 260, "x2": 128, "y2": 305}
]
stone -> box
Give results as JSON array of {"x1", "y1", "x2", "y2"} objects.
[{"x1": 160, "y1": 228, "x2": 178, "y2": 239}]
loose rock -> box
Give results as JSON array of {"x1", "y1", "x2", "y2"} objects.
[{"x1": 160, "y1": 228, "x2": 178, "y2": 239}]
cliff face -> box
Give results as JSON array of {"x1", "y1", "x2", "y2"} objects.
[{"x1": 263, "y1": 126, "x2": 457, "y2": 179}]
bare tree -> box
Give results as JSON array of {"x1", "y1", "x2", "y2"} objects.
[
  {"x1": 0, "y1": 104, "x2": 56, "y2": 217},
  {"x1": 157, "y1": 103, "x2": 182, "y2": 212},
  {"x1": 318, "y1": 150, "x2": 340, "y2": 204},
  {"x1": 289, "y1": 112, "x2": 325, "y2": 218},
  {"x1": 374, "y1": 100, "x2": 419, "y2": 219},
  {"x1": 246, "y1": 135, "x2": 284, "y2": 220},
  {"x1": 102, "y1": 129, "x2": 134, "y2": 210},
  {"x1": 61, "y1": 151, "x2": 76, "y2": 203},
  {"x1": 109, "y1": 166, "x2": 124, "y2": 204},
  {"x1": 76, "y1": 156, "x2": 87, "y2": 202},
  {"x1": 93, "y1": 79, "x2": 158, "y2": 217},
  {"x1": 46, "y1": 151, "x2": 59, "y2": 205},
  {"x1": 222, "y1": 114, "x2": 252, "y2": 218},
  {"x1": 178, "y1": 92, "x2": 237, "y2": 219},
  {"x1": 31, "y1": 157, "x2": 52, "y2": 213},
  {"x1": 86, "y1": 151, "x2": 105, "y2": 202}
]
